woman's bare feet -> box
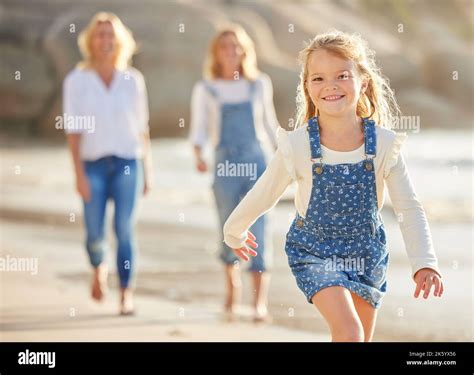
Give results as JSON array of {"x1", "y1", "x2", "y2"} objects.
[
  {"x1": 251, "y1": 272, "x2": 271, "y2": 323},
  {"x1": 91, "y1": 264, "x2": 108, "y2": 301},
  {"x1": 253, "y1": 305, "x2": 273, "y2": 324},
  {"x1": 223, "y1": 264, "x2": 242, "y2": 322},
  {"x1": 223, "y1": 302, "x2": 239, "y2": 322},
  {"x1": 120, "y1": 288, "x2": 135, "y2": 316}
]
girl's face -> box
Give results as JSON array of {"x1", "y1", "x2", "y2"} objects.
[
  {"x1": 91, "y1": 21, "x2": 116, "y2": 63},
  {"x1": 216, "y1": 33, "x2": 244, "y2": 75},
  {"x1": 306, "y1": 49, "x2": 367, "y2": 118}
]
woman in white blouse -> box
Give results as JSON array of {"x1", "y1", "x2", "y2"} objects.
[
  {"x1": 190, "y1": 24, "x2": 280, "y2": 322},
  {"x1": 63, "y1": 12, "x2": 153, "y2": 315}
]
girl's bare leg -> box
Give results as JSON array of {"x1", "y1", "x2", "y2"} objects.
[
  {"x1": 350, "y1": 291, "x2": 378, "y2": 342},
  {"x1": 311, "y1": 286, "x2": 364, "y2": 342}
]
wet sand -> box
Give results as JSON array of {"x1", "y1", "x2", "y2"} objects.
[{"x1": 1, "y1": 135, "x2": 472, "y2": 341}]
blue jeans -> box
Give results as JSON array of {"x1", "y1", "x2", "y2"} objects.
[{"x1": 83, "y1": 156, "x2": 143, "y2": 288}]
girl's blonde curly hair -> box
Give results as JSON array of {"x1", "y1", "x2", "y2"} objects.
[{"x1": 295, "y1": 29, "x2": 400, "y2": 129}]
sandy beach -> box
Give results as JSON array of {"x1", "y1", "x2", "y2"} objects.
[{"x1": 1, "y1": 133, "x2": 472, "y2": 342}]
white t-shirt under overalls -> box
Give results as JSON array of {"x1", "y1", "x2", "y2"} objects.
[{"x1": 189, "y1": 73, "x2": 280, "y2": 155}]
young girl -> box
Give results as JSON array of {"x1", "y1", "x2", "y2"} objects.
[
  {"x1": 223, "y1": 30, "x2": 444, "y2": 341},
  {"x1": 190, "y1": 24, "x2": 280, "y2": 322}
]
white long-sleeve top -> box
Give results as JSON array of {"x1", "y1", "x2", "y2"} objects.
[
  {"x1": 62, "y1": 67, "x2": 149, "y2": 161},
  {"x1": 223, "y1": 123, "x2": 442, "y2": 279},
  {"x1": 189, "y1": 73, "x2": 279, "y2": 152}
]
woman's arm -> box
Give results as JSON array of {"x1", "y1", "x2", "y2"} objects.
[
  {"x1": 259, "y1": 73, "x2": 280, "y2": 150},
  {"x1": 141, "y1": 132, "x2": 153, "y2": 195},
  {"x1": 135, "y1": 70, "x2": 153, "y2": 195},
  {"x1": 63, "y1": 72, "x2": 90, "y2": 201},
  {"x1": 193, "y1": 145, "x2": 207, "y2": 172},
  {"x1": 189, "y1": 82, "x2": 210, "y2": 172},
  {"x1": 66, "y1": 134, "x2": 90, "y2": 202}
]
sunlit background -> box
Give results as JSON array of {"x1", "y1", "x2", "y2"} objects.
[{"x1": 1, "y1": 0, "x2": 472, "y2": 342}]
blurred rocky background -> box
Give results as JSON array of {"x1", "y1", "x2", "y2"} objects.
[
  {"x1": 0, "y1": 0, "x2": 472, "y2": 139},
  {"x1": 1, "y1": 0, "x2": 473, "y2": 342}
]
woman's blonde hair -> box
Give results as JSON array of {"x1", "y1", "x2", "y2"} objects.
[
  {"x1": 77, "y1": 12, "x2": 137, "y2": 70},
  {"x1": 203, "y1": 23, "x2": 260, "y2": 81},
  {"x1": 295, "y1": 29, "x2": 400, "y2": 129}
]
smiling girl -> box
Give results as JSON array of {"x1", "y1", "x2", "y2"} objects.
[{"x1": 223, "y1": 30, "x2": 443, "y2": 341}]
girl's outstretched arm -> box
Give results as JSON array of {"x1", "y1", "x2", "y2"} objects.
[
  {"x1": 223, "y1": 128, "x2": 295, "y2": 253},
  {"x1": 385, "y1": 143, "x2": 443, "y2": 299}
]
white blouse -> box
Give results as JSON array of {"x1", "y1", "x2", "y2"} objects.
[
  {"x1": 223, "y1": 124, "x2": 442, "y2": 279},
  {"x1": 189, "y1": 73, "x2": 279, "y2": 152},
  {"x1": 62, "y1": 67, "x2": 149, "y2": 161}
]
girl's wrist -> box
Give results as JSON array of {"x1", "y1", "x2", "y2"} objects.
[{"x1": 414, "y1": 267, "x2": 442, "y2": 279}]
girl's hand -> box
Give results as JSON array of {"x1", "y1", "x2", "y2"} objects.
[
  {"x1": 232, "y1": 231, "x2": 258, "y2": 261},
  {"x1": 414, "y1": 268, "x2": 444, "y2": 299},
  {"x1": 196, "y1": 157, "x2": 208, "y2": 173}
]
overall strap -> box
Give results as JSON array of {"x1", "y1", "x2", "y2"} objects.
[
  {"x1": 202, "y1": 80, "x2": 219, "y2": 101},
  {"x1": 203, "y1": 79, "x2": 257, "y2": 103},
  {"x1": 363, "y1": 118, "x2": 377, "y2": 157},
  {"x1": 248, "y1": 79, "x2": 258, "y2": 100},
  {"x1": 307, "y1": 116, "x2": 322, "y2": 160}
]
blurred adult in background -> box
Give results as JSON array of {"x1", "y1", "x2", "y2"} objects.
[
  {"x1": 63, "y1": 12, "x2": 153, "y2": 315},
  {"x1": 189, "y1": 24, "x2": 280, "y2": 322}
]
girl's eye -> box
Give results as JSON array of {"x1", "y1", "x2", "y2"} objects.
[
  {"x1": 339, "y1": 73, "x2": 350, "y2": 80},
  {"x1": 312, "y1": 77, "x2": 323, "y2": 82}
]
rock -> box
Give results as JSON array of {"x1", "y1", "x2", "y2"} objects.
[{"x1": 1, "y1": 0, "x2": 472, "y2": 137}]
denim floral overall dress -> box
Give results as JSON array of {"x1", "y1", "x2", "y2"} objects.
[
  {"x1": 203, "y1": 80, "x2": 268, "y2": 272},
  {"x1": 285, "y1": 116, "x2": 388, "y2": 308}
]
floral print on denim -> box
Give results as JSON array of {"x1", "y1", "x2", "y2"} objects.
[{"x1": 285, "y1": 116, "x2": 389, "y2": 309}]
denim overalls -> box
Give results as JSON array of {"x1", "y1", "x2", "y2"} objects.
[
  {"x1": 203, "y1": 80, "x2": 269, "y2": 272},
  {"x1": 285, "y1": 116, "x2": 388, "y2": 308}
]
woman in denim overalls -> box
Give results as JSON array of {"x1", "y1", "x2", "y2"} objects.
[
  {"x1": 203, "y1": 81, "x2": 267, "y2": 276},
  {"x1": 190, "y1": 26, "x2": 278, "y2": 322}
]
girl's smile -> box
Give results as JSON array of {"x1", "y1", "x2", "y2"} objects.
[
  {"x1": 306, "y1": 49, "x2": 366, "y2": 117},
  {"x1": 322, "y1": 94, "x2": 346, "y2": 101}
]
